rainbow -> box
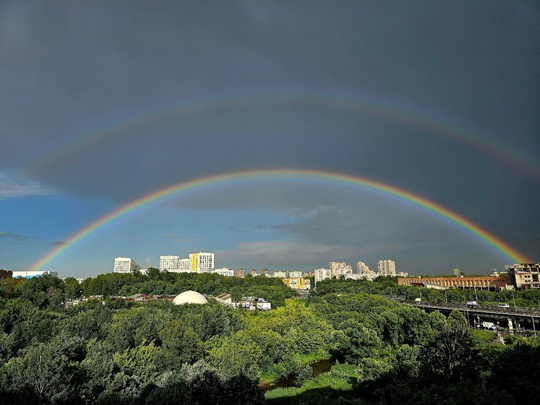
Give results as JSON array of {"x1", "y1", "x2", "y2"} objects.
[
  {"x1": 30, "y1": 168, "x2": 529, "y2": 271},
  {"x1": 25, "y1": 93, "x2": 540, "y2": 181}
]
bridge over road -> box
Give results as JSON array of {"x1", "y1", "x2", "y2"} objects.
[{"x1": 385, "y1": 297, "x2": 540, "y2": 334}]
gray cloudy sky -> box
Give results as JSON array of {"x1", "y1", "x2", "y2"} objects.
[{"x1": 0, "y1": 1, "x2": 539, "y2": 277}]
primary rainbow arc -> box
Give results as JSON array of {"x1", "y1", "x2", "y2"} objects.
[{"x1": 30, "y1": 169, "x2": 529, "y2": 271}]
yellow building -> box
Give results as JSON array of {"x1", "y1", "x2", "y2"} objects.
[{"x1": 283, "y1": 278, "x2": 311, "y2": 290}]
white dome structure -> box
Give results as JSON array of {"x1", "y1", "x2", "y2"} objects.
[{"x1": 172, "y1": 290, "x2": 208, "y2": 305}]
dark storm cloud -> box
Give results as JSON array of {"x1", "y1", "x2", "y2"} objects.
[
  {"x1": 272, "y1": 202, "x2": 466, "y2": 248},
  {"x1": 2, "y1": 1, "x2": 538, "y2": 178},
  {"x1": 0, "y1": 1, "x2": 539, "y2": 269},
  {"x1": 215, "y1": 240, "x2": 365, "y2": 270},
  {"x1": 176, "y1": 182, "x2": 484, "y2": 253}
]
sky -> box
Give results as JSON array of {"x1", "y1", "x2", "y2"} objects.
[{"x1": 1, "y1": 1, "x2": 539, "y2": 278}]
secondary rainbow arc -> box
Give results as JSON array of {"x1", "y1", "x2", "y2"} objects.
[
  {"x1": 30, "y1": 169, "x2": 529, "y2": 272},
  {"x1": 24, "y1": 93, "x2": 540, "y2": 182}
]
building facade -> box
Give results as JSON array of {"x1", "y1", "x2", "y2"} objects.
[
  {"x1": 0, "y1": 269, "x2": 13, "y2": 278},
  {"x1": 357, "y1": 261, "x2": 372, "y2": 274},
  {"x1": 113, "y1": 257, "x2": 141, "y2": 274},
  {"x1": 235, "y1": 268, "x2": 245, "y2": 278},
  {"x1": 398, "y1": 276, "x2": 507, "y2": 290},
  {"x1": 314, "y1": 268, "x2": 332, "y2": 283},
  {"x1": 283, "y1": 278, "x2": 311, "y2": 290},
  {"x1": 159, "y1": 256, "x2": 193, "y2": 273},
  {"x1": 377, "y1": 260, "x2": 396, "y2": 276},
  {"x1": 214, "y1": 267, "x2": 234, "y2": 277},
  {"x1": 178, "y1": 258, "x2": 190, "y2": 272},
  {"x1": 330, "y1": 261, "x2": 351, "y2": 278},
  {"x1": 506, "y1": 263, "x2": 540, "y2": 289},
  {"x1": 159, "y1": 255, "x2": 179, "y2": 272},
  {"x1": 189, "y1": 252, "x2": 214, "y2": 273},
  {"x1": 12, "y1": 270, "x2": 59, "y2": 279}
]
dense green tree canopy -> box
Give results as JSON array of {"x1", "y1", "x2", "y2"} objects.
[{"x1": 0, "y1": 275, "x2": 538, "y2": 404}]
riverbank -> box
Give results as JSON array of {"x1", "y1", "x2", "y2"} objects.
[
  {"x1": 259, "y1": 357, "x2": 335, "y2": 390},
  {"x1": 264, "y1": 363, "x2": 359, "y2": 403}
]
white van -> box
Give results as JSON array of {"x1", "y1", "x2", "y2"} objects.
[{"x1": 498, "y1": 303, "x2": 510, "y2": 308}]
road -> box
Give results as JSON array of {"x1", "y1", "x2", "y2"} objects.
[{"x1": 383, "y1": 296, "x2": 540, "y2": 334}]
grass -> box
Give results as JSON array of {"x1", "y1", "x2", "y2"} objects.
[
  {"x1": 299, "y1": 352, "x2": 330, "y2": 365},
  {"x1": 259, "y1": 354, "x2": 332, "y2": 386},
  {"x1": 472, "y1": 329, "x2": 499, "y2": 347},
  {"x1": 264, "y1": 363, "x2": 358, "y2": 401}
]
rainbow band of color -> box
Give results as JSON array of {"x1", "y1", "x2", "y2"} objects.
[
  {"x1": 30, "y1": 169, "x2": 529, "y2": 271},
  {"x1": 25, "y1": 94, "x2": 540, "y2": 182}
]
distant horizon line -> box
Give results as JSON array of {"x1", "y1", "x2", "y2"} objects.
[{"x1": 8, "y1": 265, "x2": 522, "y2": 279}]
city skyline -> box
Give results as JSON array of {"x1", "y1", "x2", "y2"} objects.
[{"x1": 1, "y1": 2, "x2": 538, "y2": 278}]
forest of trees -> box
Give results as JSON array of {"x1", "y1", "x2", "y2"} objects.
[{"x1": 0, "y1": 273, "x2": 539, "y2": 404}]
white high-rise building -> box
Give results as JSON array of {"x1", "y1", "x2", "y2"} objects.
[
  {"x1": 160, "y1": 255, "x2": 180, "y2": 272},
  {"x1": 357, "y1": 261, "x2": 372, "y2": 274},
  {"x1": 315, "y1": 268, "x2": 332, "y2": 283},
  {"x1": 114, "y1": 257, "x2": 141, "y2": 274},
  {"x1": 178, "y1": 258, "x2": 190, "y2": 272},
  {"x1": 189, "y1": 252, "x2": 214, "y2": 273},
  {"x1": 160, "y1": 256, "x2": 192, "y2": 273},
  {"x1": 329, "y1": 261, "x2": 352, "y2": 279},
  {"x1": 377, "y1": 260, "x2": 396, "y2": 276},
  {"x1": 214, "y1": 267, "x2": 234, "y2": 277}
]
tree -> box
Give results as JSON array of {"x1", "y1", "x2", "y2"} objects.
[
  {"x1": 106, "y1": 306, "x2": 170, "y2": 352},
  {"x1": 146, "y1": 267, "x2": 161, "y2": 278},
  {"x1": 64, "y1": 277, "x2": 82, "y2": 300},
  {"x1": 5, "y1": 299, "x2": 60, "y2": 353},
  {"x1": 230, "y1": 286, "x2": 243, "y2": 302},
  {"x1": 159, "y1": 320, "x2": 204, "y2": 365},
  {"x1": 331, "y1": 319, "x2": 382, "y2": 364},
  {"x1": 15, "y1": 275, "x2": 65, "y2": 309},
  {"x1": 109, "y1": 342, "x2": 166, "y2": 402},
  {"x1": 488, "y1": 342, "x2": 540, "y2": 405},
  {"x1": 0, "y1": 278, "x2": 21, "y2": 299},
  {"x1": 184, "y1": 303, "x2": 242, "y2": 341},
  {"x1": 6, "y1": 341, "x2": 82, "y2": 404},
  {"x1": 208, "y1": 337, "x2": 262, "y2": 380},
  {"x1": 79, "y1": 340, "x2": 116, "y2": 402},
  {"x1": 419, "y1": 310, "x2": 481, "y2": 384}
]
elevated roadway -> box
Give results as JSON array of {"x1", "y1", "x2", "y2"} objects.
[{"x1": 385, "y1": 296, "x2": 540, "y2": 334}]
